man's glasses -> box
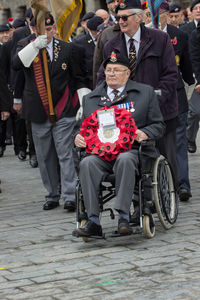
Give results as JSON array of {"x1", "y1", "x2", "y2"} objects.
[
  {"x1": 115, "y1": 13, "x2": 136, "y2": 22},
  {"x1": 105, "y1": 68, "x2": 129, "y2": 74}
]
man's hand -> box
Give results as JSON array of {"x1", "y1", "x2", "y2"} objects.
[
  {"x1": 33, "y1": 35, "x2": 48, "y2": 50},
  {"x1": 75, "y1": 134, "x2": 86, "y2": 148},
  {"x1": 13, "y1": 103, "x2": 22, "y2": 114},
  {"x1": 195, "y1": 84, "x2": 200, "y2": 94},
  {"x1": 135, "y1": 129, "x2": 148, "y2": 143},
  {"x1": 1, "y1": 111, "x2": 10, "y2": 121}
]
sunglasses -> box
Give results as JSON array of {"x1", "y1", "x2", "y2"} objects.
[{"x1": 116, "y1": 13, "x2": 136, "y2": 22}]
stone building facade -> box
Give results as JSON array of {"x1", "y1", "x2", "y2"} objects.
[{"x1": 0, "y1": 0, "x2": 192, "y2": 24}]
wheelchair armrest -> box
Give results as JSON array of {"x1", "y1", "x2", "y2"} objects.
[
  {"x1": 138, "y1": 139, "x2": 157, "y2": 170},
  {"x1": 75, "y1": 147, "x2": 86, "y2": 160}
]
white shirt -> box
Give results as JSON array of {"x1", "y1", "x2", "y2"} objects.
[
  {"x1": 46, "y1": 39, "x2": 53, "y2": 61},
  {"x1": 124, "y1": 26, "x2": 141, "y2": 57},
  {"x1": 89, "y1": 31, "x2": 97, "y2": 45},
  {"x1": 107, "y1": 85, "x2": 125, "y2": 101},
  {"x1": 194, "y1": 19, "x2": 198, "y2": 27},
  {"x1": 162, "y1": 25, "x2": 167, "y2": 32}
]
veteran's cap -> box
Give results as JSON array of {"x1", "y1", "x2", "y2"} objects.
[
  {"x1": 104, "y1": 51, "x2": 130, "y2": 68},
  {"x1": 115, "y1": 0, "x2": 142, "y2": 13}
]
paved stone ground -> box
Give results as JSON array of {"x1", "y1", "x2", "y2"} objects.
[{"x1": 0, "y1": 138, "x2": 200, "y2": 300}]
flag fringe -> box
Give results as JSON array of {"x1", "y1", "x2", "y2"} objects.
[{"x1": 57, "y1": 0, "x2": 82, "y2": 41}]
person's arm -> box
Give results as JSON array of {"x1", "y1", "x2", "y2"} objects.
[{"x1": 140, "y1": 87, "x2": 166, "y2": 140}]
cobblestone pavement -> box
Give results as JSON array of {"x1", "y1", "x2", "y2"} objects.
[{"x1": 0, "y1": 139, "x2": 200, "y2": 300}]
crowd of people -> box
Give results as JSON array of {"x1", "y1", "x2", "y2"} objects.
[{"x1": 0, "y1": 0, "x2": 200, "y2": 233}]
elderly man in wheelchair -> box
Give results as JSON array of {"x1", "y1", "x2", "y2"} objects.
[{"x1": 74, "y1": 52, "x2": 167, "y2": 238}]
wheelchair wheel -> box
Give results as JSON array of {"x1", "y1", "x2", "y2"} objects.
[
  {"x1": 143, "y1": 215, "x2": 155, "y2": 238},
  {"x1": 153, "y1": 156, "x2": 178, "y2": 229}
]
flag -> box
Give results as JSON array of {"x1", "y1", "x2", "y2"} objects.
[
  {"x1": 50, "y1": 0, "x2": 83, "y2": 41},
  {"x1": 147, "y1": 0, "x2": 165, "y2": 28},
  {"x1": 28, "y1": 0, "x2": 50, "y2": 35}
]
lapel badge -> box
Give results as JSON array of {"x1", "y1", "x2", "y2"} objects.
[
  {"x1": 175, "y1": 55, "x2": 180, "y2": 66},
  {"x1": 62, "y1": 63, "x2": 67, "y2": 70},
  {"x1": 130, "y1": 101, "x2": 135, "y2": 112},
  {"x1": 171, "y1": 37, "x2": 177, "y2": 45},
  {"x1": 119, "y1": 0, "x2": 126, "y2": 8},
  {"x1": 110, "y1": 51, "x2": 117, "y2": 63},
  {"x1": 101, "y1": 96, "x2": 107, "y2": 101},
  {"x1": 88, "y1": 39, "x2": 93, "y2": 44}
]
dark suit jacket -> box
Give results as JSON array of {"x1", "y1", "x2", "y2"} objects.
[
  {"x1": 190, "y1": 28, "x2": 200, "y2": 84},
  {"x1": 13, "y1": 37, "x2": 86, "y2": 123},
  {"x1": 180, "y1": 21, "x2": 196, "y2": 36},
  {"x1": 73, "y1": 33, "x2": 95, "y2": 90},
  {"x1": 81, "y1": 79, "x2": 165, "y2": 141},
  {"x1": 0, "y1": 43, "x2": 12, "y2": 112},
  {"x1": 97, "y1": 24, "x2": 178, "y2": 122},
  {"x1": 167, "y1": 24, "x2": 195, "y2": 113}
]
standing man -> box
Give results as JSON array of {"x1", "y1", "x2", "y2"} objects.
[
  {"x1": 97, "y1": 0, "x2": 179, "y2": 188},
  {"x1": 186, "y1": 24, "x2": 200, "y2": 154},
  {"x1": 168, "y1": 4, "x2": 184, "y2": 28},
  {"x1": 180, "y1": 0, "x2": 200, "y2": 38},
  {"x1": 13, "y1": 15, "x2": 88, "y2": 211},
  {"x1": 160, "y1": 6, "x2": 195, "y2": 201},
  {"x1": 73, "y1": 16, "x2": 103, "y2": 90}
]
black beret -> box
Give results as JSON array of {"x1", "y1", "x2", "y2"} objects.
[
  {"x1": 25, "y1": 7, "x2": 33, "y2": 20},
  {"x1": 104, "y1": 51, "x2": 130, "y2": 68},
  {"x1": 169, "y1": 3, "x2": 181, "y2": 13},
  {"x1": 12, "y1": 17, "x2": 26, "y2": 29},
  {"x1": 81, "y1": 12, "x2": 95, "y2": 22},
  {"x1": 87, "y1": 16, "x2": 104, "y2": 30},
  {"x1": 190, "y1": 0, "x2": 200, "y2": 11},
  {"x1": 116, "y1": 0, "x2": 142, "y2": 13},
  {"x1": 30, "y1": 14, "x2": 55, "y2": 27},
  {"x1": 0, "y1": 23, "x2": 10, "y2": 32}
]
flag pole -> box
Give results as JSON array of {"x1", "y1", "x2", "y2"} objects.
[{"x1": 29, "y1": 0, "x2": 56, "y2": 123}]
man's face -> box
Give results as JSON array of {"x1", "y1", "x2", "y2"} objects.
[
  {"x1": 192, "y1": 3, "x2": 200, "y2": 22},
  {"x1": 45, "y1": 24, "x2": 56, "y2": 44},
  {"x1": 0, "y1": 30, "x2": 10, "y2": 43},
  {"x1": 159, "y1": 10, "x2": 167, "y2": 29},
  {"x1": 144, "y1": 8, "x2": 151, "y2": 25},
  {"x1": 105, "y1": 63, "x2": 130, "y2": 89},
  {"x1": 167, "y1": 12, "x2": 182, "y2": 27},
  {"x1": 117, "y1": 9, "x2": 142, "y2": 37},
  {"x1": 107, "y1": 0, "x2": 120, "y2": 15}
]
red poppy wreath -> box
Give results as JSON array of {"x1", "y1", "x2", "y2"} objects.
[{"x1": 80, "y1": 106, "x2": 137, "y2": 161}]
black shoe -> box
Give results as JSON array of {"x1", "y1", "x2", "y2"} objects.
[
  {"x1": 187, "y1": 140, "x2": 197, "y2": 153},
  {"x1": 5, "y1": 138, "x2": 12, "y2": 145},
  {"x1": 0, "y1": 146, "x2": 5, "y2": 157},
  {"x1": 18, "y1": 150, "x2": 26, "y2": 160},
  {"x1": 118, "y1": 218, "x2": 133, "y2": 235},
  {"x1": 29, "y1": 154, "x2": 38, "y2": 168},
  {"x1": 179, "y1": 189, "x2": 192, "y2": 202},
  {"x1": 75, "y1": 220, "x2": 102, "y2": 237},
  {"x1": 64, "y1": 200, "x2": 76, "y2": 212},
  {"x1": 43, "y1": 201, "x2": 59, "y2": 210},
  {"x1": 129, "y1": 206, "x2": 140, "y2": 225}
]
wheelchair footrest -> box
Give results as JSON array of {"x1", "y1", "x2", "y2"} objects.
[{"x1": 72, "y1": 230, "x2": 106, "y2": 239}]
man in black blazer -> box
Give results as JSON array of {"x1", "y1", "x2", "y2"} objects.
[
  {"x1": 13, "y1": 15, "x2": 89, "y2": 211},
  {"x1": 160, "y1": 7, "x2": 195, "y2": 201},
  {"x1": 180, "y1": 0, "x2": 200, "y2": 41},
  {"x1": 73, "y1": 16, "x2": 104, "y2": 90}
]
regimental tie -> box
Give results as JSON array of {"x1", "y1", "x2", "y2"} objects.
[
  {"x1": 46, "y1": 49, "x2": 51, "y2": 63},
  {"x1": 112, "y1": 89, "x2": 119, "y2": 101},
  {"x1": 129, "y1": 38, "x2": 137, "y2": 80}
]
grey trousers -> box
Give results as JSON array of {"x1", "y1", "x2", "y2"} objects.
[
  {"x1": 79, "y1": 150, "x2": 139, "y2": 217},
  {"x1": 187, "y1": 90, "x2": 200, "y2": 142},
  {"x1": 32, "y1": 117, "x2": 76, "y2": 203}
]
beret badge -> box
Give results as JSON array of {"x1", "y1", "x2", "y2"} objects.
[
  {"x1": 110, "y1": 51, "x2": 117, "y2": 63},
  {"x1": 119, "y1": 0, "x2": 126, "y2": 8}
]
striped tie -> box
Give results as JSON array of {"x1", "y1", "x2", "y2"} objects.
[
  {"x1": 129, "y1": 38, "x2": 136, "y2": 80},
  {"x1": 112, "y1": 89, "x2": 119, "y2": 101}
]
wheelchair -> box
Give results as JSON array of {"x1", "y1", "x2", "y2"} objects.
[{"x1": 73, "y1": 140, "x2": 178, "y2": 242}]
